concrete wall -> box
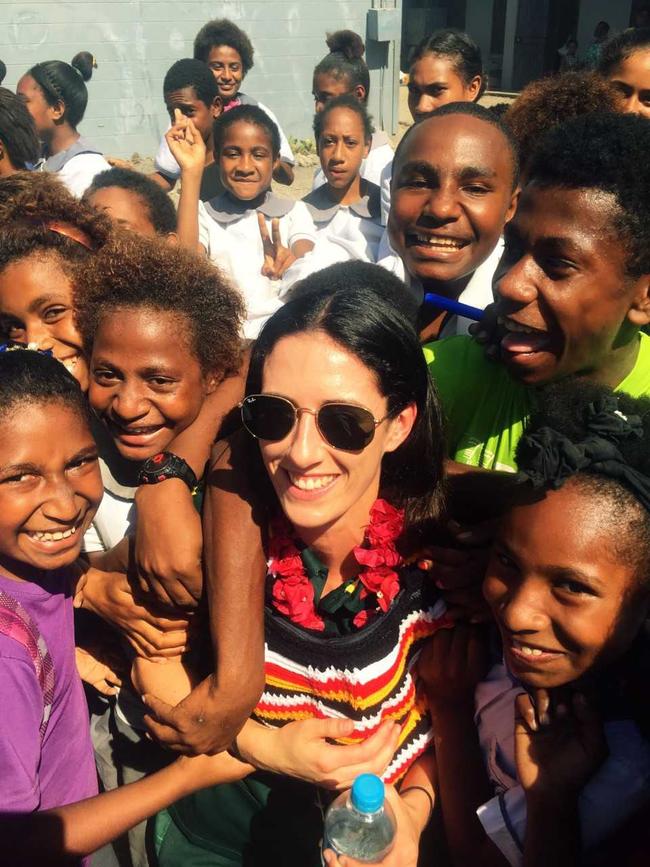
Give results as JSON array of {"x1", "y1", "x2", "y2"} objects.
[{"x1": 0, "y1": 0, "x2": 401, "y2": 158}]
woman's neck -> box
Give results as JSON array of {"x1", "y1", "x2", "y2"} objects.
[
  {"x1": 46, "y1": 124, "x2": 79, "y2": 158},
  {"x1": 326, "y1": 173, "x2": 363, "y2": 206},
  {"x1": 296, "y1": 483, "x2": 380, "y2": 593}
]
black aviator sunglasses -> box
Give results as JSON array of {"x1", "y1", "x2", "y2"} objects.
[{"x1": 239, "y1": 393, "x2": 390, "y2": 452}]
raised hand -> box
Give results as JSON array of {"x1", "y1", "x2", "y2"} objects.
[
  {"x1": 515, "y1": 690, "x2": 607, "y2": 799},
  {"x1": 418, "y1": 622, "x2": 489, "y2": 712},
  {"x1": 258, "y1": 212, "x2": 296, "y2": 280},
  {"x1": 165, "y1": 108, "x2": 206, "y2": 175}
]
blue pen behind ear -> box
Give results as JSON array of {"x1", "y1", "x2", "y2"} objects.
[{"x1": 422, "y1": 292, "x2": 484, "y2": 322}]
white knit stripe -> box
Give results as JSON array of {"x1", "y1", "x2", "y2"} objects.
[
  {"x1": 264, "y1": 599, "x2": 446, "y2": 686},
  {"x1": 383, "y1": 728, "x2": 433, "y2": 781}
]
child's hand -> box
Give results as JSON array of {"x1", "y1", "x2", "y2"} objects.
[
  {"x1": 515, "y1": 690, "x2": 607, "y2": 800},
  {"x1": 417, "y1": 623, "x2": 489, "y2": 712},
  {"x1": 165, "y1": 109, "x2": 206, "y2": 175},
  {"x1": 258, "y1": 717, "x2": 401, "y2": 790},
  {"x1": 75, "y1": 644, "x2": 123, "y2": 696},
  {"x1": 323, "y1": 784, "x2": 421, "y2": 867},
  {"x1": 76, "y1": 567, "x2": 190, "y2": 660},
  {"x1": 258, "y1": 213, "x2": 296, "y2": 280}
]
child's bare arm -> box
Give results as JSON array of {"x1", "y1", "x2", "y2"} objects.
[
  {"x1": 419, "y1": 625, "x2": 508, "y2": 867},
  {"x1": 166, "y1": 109, "x2": 205, "y2": 253},
  {"x1": 143, "y1": 431, "x2": 267, "y2": 755},
  {"x1": 0, "y1": 751, "x2": 253, "y2": 864}
]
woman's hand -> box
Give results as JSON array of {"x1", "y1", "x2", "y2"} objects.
[
  {"x1": 243, "y1": 717, "x2": 402, "y2": 790},
  {"x1": 165, "y1": 109, "x2": 206, "y2": 175},
  {"x1": 515, "y1": 690, "x2": 607, "y2": 800},
  {"x1": 75, "y1": 644, "x2": 123, "y2": 697},
  {"x1": 418, "y1": 623, "x2": 489, "y2": 713},
  {"x1": 76, "y1": 566, "x2": 190, "y2": 660},
  {"x1": 258, "y1": 213, "x2": 296, "y2": 280},
  {"x1": 134, "y1": 479, "x2": 203, "y2": 608},
  {"x1": 323, "y1": 784, "x2": 422, "y2": 867}
]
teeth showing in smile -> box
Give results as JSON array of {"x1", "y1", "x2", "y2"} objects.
[
  {"x1": 512, "y1": 639, "x2": 544, "y2": 656},
  {"x1": 28, "y1": 525, "x2": 77, "y2": 542},
  {"x1": 289, "y1": 473, "x2": 337, "y2": 491},
  {"x1": 501, "y1": 319, "x2": 541, "y2": 335},
  {"x1": 413, "y1": 234, "x2": 464, "y2": 249}
]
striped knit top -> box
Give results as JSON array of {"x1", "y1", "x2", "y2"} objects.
[{"x1": 254, "y1": 564, "x2": 448, "y2": 784}]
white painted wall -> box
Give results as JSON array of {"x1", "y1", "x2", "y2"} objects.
[{"x1": 0, "y1": 1, "x2": 401, "y2": 158}]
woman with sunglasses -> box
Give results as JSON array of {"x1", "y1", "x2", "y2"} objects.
[{"x1": 150, "y1": 272, "x2": 447, "y2": 867}]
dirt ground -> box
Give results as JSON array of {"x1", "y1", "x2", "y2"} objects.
[{"x1": 119, "y1": 86, "x2": 514, "y2": 204}]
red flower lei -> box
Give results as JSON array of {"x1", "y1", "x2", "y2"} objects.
[{"x1": 268, "y1": 499, "x2": 404, "y2": 632}]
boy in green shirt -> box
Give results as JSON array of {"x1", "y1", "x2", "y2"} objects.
[{"x1": 425, "y1": 112, "x2": 650, "y2": 471}]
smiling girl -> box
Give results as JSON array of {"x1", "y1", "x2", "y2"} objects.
[
  {"x1": 419, "y1": 380, "x2": 650, "y2": 866},
  {"x1": 150, "y1": 272, "x2": 448, "y2": 867},
  {"x1": 599, "y1": 27, "x2": 650, "y2": 119},
  {"x1": 170, "y1": 104, "x2": 316, "y2": 339}
]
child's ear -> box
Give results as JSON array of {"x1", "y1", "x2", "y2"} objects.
[
  {"x1": 211, "y1": 96, "x2": 223, "y2": 119},
  {"x1": 353, "y1": 84, "x2": 367, "y2": 103},
  {"x1": 363, "y1": 137, "x2": 371, "y2": 159},
  {"x1": 204, "y1": 371, "x2": 221, "y2": 395},
  {"x1": 51, "y1": 99, "x2": 66, "y2": 124},
  {"x1": 627, "y1": 273, "x2": 650, "y2": 328}
]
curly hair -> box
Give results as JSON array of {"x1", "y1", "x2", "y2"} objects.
[
  {"x1": 313, "y1": 94, "x2": 374, "y2": 143},
  {"x1": 84, "y1": 167, "x2": 177, "y2": 235},
  {"x1": 193, "y1": 19, "x2": 254, "y2": 74},
  {"x1": 517, "y1": 377, "x2": 650, "y2": 589},
  {"x1": 599, "y1": 27, "x2": 650, "y2": 75},
  {"x1": 313, "y1": 31, "x2": 370, "y2": 101},
  {"x1": 0, "y1": 171, "x2": 112, "y2": 281},
  {"x1": 526, "y1": 112, "x2": 650, "y2": 276},
  {"x1": 76, "y1": 233, "x2": 244, "y2": 378},
  {"x1": 503, "y1": 71, "x2": 619, "y2": 174}
]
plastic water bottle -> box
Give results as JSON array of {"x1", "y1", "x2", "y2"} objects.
[{"x1": 323, "y1": 773, "x2": 396, "y2": 863}]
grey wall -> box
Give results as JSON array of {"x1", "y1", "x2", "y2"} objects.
[{"x1": 0, "y1": 0, "x2": 401, "y2": 159}]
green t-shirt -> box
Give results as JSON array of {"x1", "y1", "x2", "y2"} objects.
[{"x1": 424, "y1": 332, "x2": 650, "y2": 472}]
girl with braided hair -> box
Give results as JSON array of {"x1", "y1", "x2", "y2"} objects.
[
  {"x1": 17, "y1": 52, "x2": 110, "y2": 196},
  {"x1": 419, "y1": 378, "x2": 650, "y2": 866}
]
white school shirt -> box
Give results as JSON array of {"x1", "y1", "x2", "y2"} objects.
[
  {"x1": 377, "y1": 236, "x2": 504, "y2": 337},
  {"x1": 198, "y1": 191, "x2": 316, "y2": 339},
  {"x1": 154, "y1": 95, "x2": 295, "y2": 181},
  {"x1": 312, "y1": 131, "x2": 394, "y2": 190},
  {"x1": 302, "y1": 180, "x2": 384, "y2": 262},
  {"x1": 474, "y1": 662, "x2": 650, "y2": 866},
  {"x1": 44, "y1": 137, "x2": 111, "y2": 198}
]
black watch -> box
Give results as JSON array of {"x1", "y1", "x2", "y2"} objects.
[{"x1": 137, "y1": 452, "x2": 198, "y2": 491}]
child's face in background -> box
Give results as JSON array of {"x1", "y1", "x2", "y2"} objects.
[
  {"x1": 318, "y1": 107, "x2": 370, "y2": 191},
  {"x1": 0, "y1": 253, "x2": 88, "y2": 390},
  {"x1": 206, "y1": 45, "x2": 244, "y2": 102},
  {"x1": 16, "y1": 74, "x2": 57, "y2": 138},
  {"x1": 165, "y1": 86, "x2": 221, "y2": 144},
  {"x1": 388, "y1": 113, "x2": 517, "y2": 292},
  {"x1": 607, "y1": 49, "x2": 650, "y2": 119},
  {"x1": 313, "y1": 73, "x2": 363, "y2": 113},
  {"x1": 407, "y1": 54, "x2": 481, "y2": 123},
  {"x1": 89, "y1": 307, "x2": 216, "y2": 461},
  {"x1": 0, "y1": 400, "x2": 102, "y2": 580},
  {"x1": 484, "y1": 481, "x2": 649, "y2": 690},
  {"x1": 86, "y1": 187, "x2": 157, "y2": 237},
  {"x1": 219, "y1": 120, "x2": 277, "y2": 201}
]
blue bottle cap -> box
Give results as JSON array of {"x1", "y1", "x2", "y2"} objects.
[{"x1": 351, "y1": 774, "x2": 384, "y2": 813}]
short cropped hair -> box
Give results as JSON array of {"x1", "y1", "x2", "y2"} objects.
[
  {"x1": 0, "y1": 87, "x2": 40, "y2": 168},
  {"x1": 163, "y1": 58, "x2": 219, "y2": 106},
  {"x1": 213, "y1": 104, "x2": 280, "y2": 158},
  {"x1": 85, "y1": 168, "x2": 177, "y2": 235}
]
